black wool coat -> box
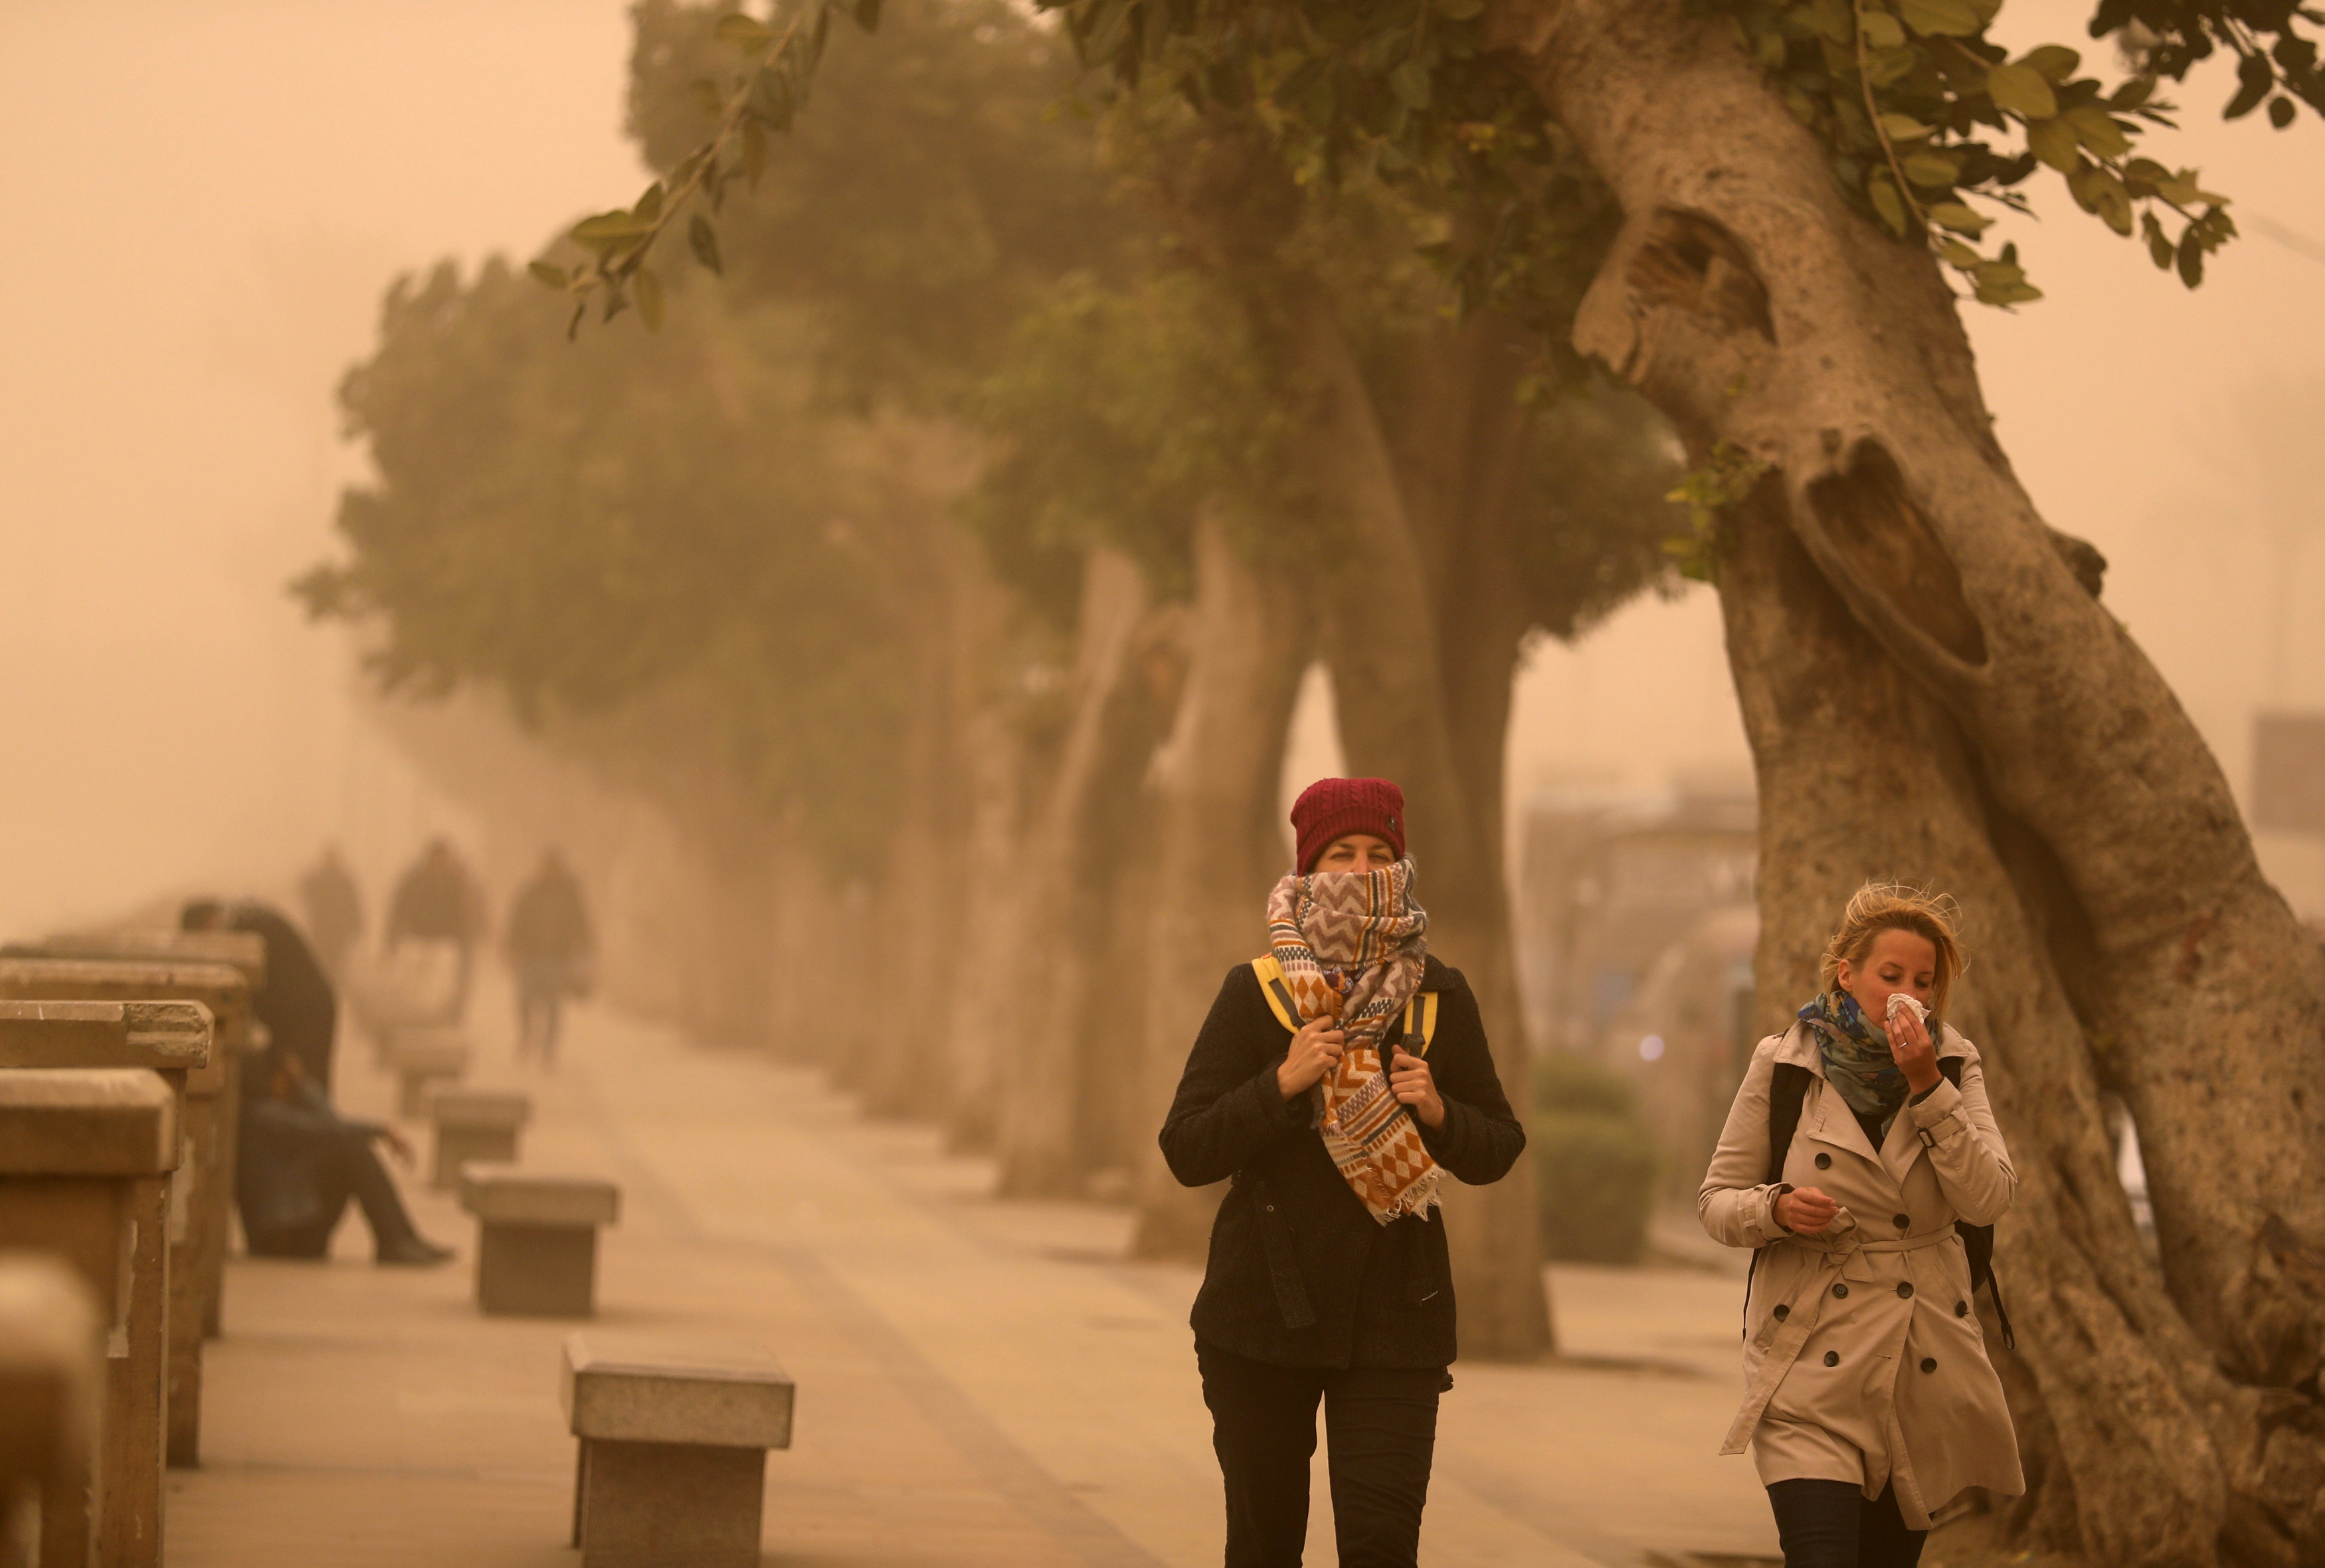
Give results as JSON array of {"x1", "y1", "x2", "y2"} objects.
[{"x1": 1159, "y1": 955, "x2": 1526, "y2": 1370}]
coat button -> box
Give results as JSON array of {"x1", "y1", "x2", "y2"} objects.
[
  {"x1": 1815, "y1": 1153, "x2": 1831, "y2": 1170},
  {"x1": 1831, "y1": 1282, "x2": 1849, "y2": 1299},
  {"x1": 1921, "y1": 1357, "x2": 1938, "y2": 1373},
  {"x1": 1893, "y1": 1213, "x2": 1911, "y2": 1230},
  {"x1": 1824, "y1": 1351, "x2": 1840, "y2": 1367},
  {"x1": 1956, "y1": 1300, "x2": 1970, "y2": 1317},
  {"x1": 1773, "y1": 1304, "x2": 1790, "y2": 1321},
  {"x1": 1897, "y1": 1282, "x2": 1914, "y2": 1299}
]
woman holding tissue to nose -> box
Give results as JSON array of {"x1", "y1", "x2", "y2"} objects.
[
  {"x1": 1159, "y1": 778, "x2": 1525, "y2": 1567},
  {"x1": 1701, "y1": 884, "x2": 2023, "y2": 1568}
]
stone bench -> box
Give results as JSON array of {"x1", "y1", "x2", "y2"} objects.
[
  {"x1": 0, "y1": 1067, "x2": 179, "y2": 1568},
  {"x1": 0, "y1": 999, "x2": 214, "y2": 1488},
  {"x1": 458, "y1": 1168, "x2": 619, "y2": 1318},
  {"x1": 17, "y1": 930, "x2": 266, "y2": 1350},
  {"x1": 0, "y1": 1253, "x2": 104, "y2": 1568},
  {"x1": 0, "y1": 958, "x2": 250, "y2": 1466},
  {"x1": 560, "y1": 1333, "x2": 794, "y2": 1568},
  {"x1": 388, "y1": 1028, "x2": 471, "y2": 1120},
  {"x1": 428, "y1": 1088, "x2": 532, "y2": 1189}
]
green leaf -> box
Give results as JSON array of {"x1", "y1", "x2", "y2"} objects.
[
  {"x1": 2225, "y1": 52, "x2": 2273, "y2": 120},
  {"x1": 2020, "y1": 44, "x2": 2081, "y2": 83},
  {"x1": 2110, "y1": 76, "x2": 2156, "y2": 110},
  {"x1": 1389, "y1": 59, "x2": 1432, "y2": 109},
  {"x1": 688, "y1": 214, "x2": 723, "y2": 276},
  {"x1": 634, "y1": 267, "x2": 665, "y2": 332},
  {"x1": 527, "y1": 260, "x2": 568, "y2": 290},
  {"x1": 2063, "y1": 104, "x2": 2131, "y2": 158},
  {"x1": 1869, "y1": 173, "x2": 1910, "y2": 235},
  {"x1": 1879, "y1": 112, "x2": 1934, "y2": 141},
  {"x1": 1938, "y1": 236, "x2": 1982, "y2": 267},
  {"x1": 633, "y1": 181, "x2": 664, "y2": 225},
  {"x1": 1896, "y1": 0, "x2": 1980, "y2": 37},
  {"x1": 2176, "y1": 227, "x2": 2204, "y2": 286},
  {"x1": 714, "y1": 13, "x2": 775, "y2": 52},
  {"x1": 2269, "y1": 95, "x2": 2296, "y2": 129},
  {"x1": 689, "y1": 78, "x2": 723, "y2": 119},
  {"x1": 2025, "y1": 115, "x2": 2079, "y2": 171},
  {"x1": 2142, "y1": 211, "x2": 2174, "y2": 269},
  {"x1": 1810, "y1": 0, "x2": 1853, "y2": 45},
  {"x1": 1901, "y1": 149, "x2": 1960, "y2": 187},
  {"x1": 1987, "y1": 62, "x2": 2059, "y2": 119},
  {"x1": 1860, "y1": 11, "x2": 1905, "y2": 48},
  {"x1": 1927, "y1": 201, "x2": 1992, "y2": 234},
  {"x1": 571, "y1": 210, "x2": 650, "y2": 250}
]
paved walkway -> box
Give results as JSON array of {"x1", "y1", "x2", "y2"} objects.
[{"x1": 164, "y1": 992, "x2": 1782, "y2": 1567}]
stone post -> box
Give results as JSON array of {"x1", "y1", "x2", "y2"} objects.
[
  {"x1": 0, "y1": 1067, "x2": 179, "y2": 1568},
  {"x1": 0, "y1": 960, "x2": 249, "y2": 1467}
]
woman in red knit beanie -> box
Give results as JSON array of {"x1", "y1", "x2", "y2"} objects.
[{"x1": 1158, "y1": 777, "x2": 1527, "y2": 1567}]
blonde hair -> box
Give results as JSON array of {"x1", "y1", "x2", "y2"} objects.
[{"x1": 1818, "y1": 882, "x2": 1965, "y2": 1015}]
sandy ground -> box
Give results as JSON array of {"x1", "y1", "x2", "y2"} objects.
[{"x1": 165, "y1": 990, "x2": 1802, "y2": 1567}]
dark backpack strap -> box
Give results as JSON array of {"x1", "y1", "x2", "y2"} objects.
[
  {"x1": 1265, "y1": 976, "x2": 1302, "y2": 1029},
  {"x1": 1744, "y1": 1060, "x2": 1816, "y2": 1334},
  {"x1": 1931, "y1": 1056, "x2": 2014, "y2": 1349}
]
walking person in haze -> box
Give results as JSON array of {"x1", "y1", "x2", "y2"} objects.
[
  {"x1": 1700, "y1": 884, "x2": 2022, "y2": 1567},
  {"x1": 1160, "y1": 778, "x2": 1527, "y2": 1568},
  {"x1": 298, "y1": 843, "x2": 363, "y2": 980},
  {"x1": 385, "y1": 837, "x2": 484, "y2": 1024},
  {"x1": 505, "y1": 847, "x2": 595, "y2": 1067}
]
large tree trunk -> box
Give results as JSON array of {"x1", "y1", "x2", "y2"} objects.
[
  {"x1": 1131, "y1": 509, "x2": 1310, "y2": 1257},
  {"x1": 999, "y1": 550, "x2": 1182, "y2": 1196},
  {"x1": 1503, "y1": 1, "x2": 2325, "y2": 1557},
  {"x1": 1299, "y1": 298, "x2": 1555, "y2": 1360}
]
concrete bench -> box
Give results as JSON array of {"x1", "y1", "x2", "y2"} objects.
[
  {"x1": 0, "y1": 1253, "x2": 104, "y2": 1568},
  {"x1": 458, "y1": 1168, "x2": 619, "y2": 1318},
  {"x1": 428, "y1": 1089, "x2": 531, "y2": 1189},
  {"x1": 560, "y1": 1333, "x2": 794, "y2": 1568},
  {"x1": 388, "y1": 1028, "x2": 471, "y2": 1120},
  {"x1": 0, "y1": 958, "x2": 250, "y2": 1466},
  {"x1": 0, "y1": 999, "x2": 213, "y2": 1488},
  {"x1": 0, "y1": 1067, "x2": 179, "y2": 1568}
]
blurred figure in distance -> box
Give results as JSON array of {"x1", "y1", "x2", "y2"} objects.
[
  {"x1": 504, "y1": 847, "x2": 595, "y2": 1067},
  {"x1": 385, "y1": 837, "x2": 484, "y2": 1024},
  {"x1": 298, "y1": 843, "x2": 363, "y2": 980}
]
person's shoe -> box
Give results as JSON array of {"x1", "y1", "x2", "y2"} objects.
[{"x1": 376, "y1": 1235, "x2": 454, "y2": 1266}]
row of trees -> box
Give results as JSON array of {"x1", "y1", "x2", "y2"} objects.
[
  {"x1": 304, "y1": 0, "x2": 1681, "y2": 1361},
  {"x1": 311, "y1": 0, "x2": 2325, "y2": 1559}
]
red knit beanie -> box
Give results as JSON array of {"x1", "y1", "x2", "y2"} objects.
[{"x1": 1290, "y1": 778, "x2": 1407, "y2": 874}]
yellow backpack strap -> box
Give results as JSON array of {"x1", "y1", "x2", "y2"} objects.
[
  {"x1": 1400, "y1": 989, "x2": 1440, "y2": 1058},
  {"x1": 1251, "y1": 955, "x2": 1303, "y2": 1033}
]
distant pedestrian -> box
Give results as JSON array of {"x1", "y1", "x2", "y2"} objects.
[
  {"x1": 1159, "y1": 778, "x2": 1526, "y2": 1568},
  {"x1": 385, "y1": 838, "x2": 484, "y2": 1023},
  {"x1": 1700, "y1": 883, "x2": 2022, "y2": 1568},
  {"x1": 504, "y1": 848, "x2": 595, "y2": 1067},
  {"x1": 298, "y1": 844, "x2": 363, "y2": 978}
]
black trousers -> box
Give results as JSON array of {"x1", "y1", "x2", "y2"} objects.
[
  {"x1": 1766, "y1": 1480, "x2": 1927, "y2": 1568},
  {"x1": 244, "y1": 1127, "x2": 422, "y2": 1261},
  {"x1": 1196, "y1": 1344, "x2": 1443, "y2": 1568}
]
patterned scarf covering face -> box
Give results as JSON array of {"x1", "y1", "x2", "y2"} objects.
[
  {"x1": 1265, "y1": 858, "x2": 1440, "y2": 1225},
  {"x1": 1798, "y1": 990, "x2": 1910, "y2": 1127}
]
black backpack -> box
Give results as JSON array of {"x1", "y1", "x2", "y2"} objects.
[{"x1": 1750, "y1": 1055, "x2": 2013, "y2": 1349}]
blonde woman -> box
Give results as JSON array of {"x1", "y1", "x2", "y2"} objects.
[{"x1": 1701, "y1": 885, "x2": 2023, "y2": 1568}]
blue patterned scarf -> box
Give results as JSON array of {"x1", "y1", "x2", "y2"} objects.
[{"x1": 1798, "y1": 990, "x2": 1909, "y2": 1126}]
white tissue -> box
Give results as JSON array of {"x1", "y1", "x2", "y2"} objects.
[{"x1": 1885, "y1": 992, "x2": 1928, "y2": 1028}]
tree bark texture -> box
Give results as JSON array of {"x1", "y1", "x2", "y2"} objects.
[
  {"x1": 1131, "y1": 509, "x2": 1311, "y2": 1257},
  {"x1": 1500, "y1": 1, "x2": 2325, "y2": 1557},
  {"x1": 1000, "y1": 550, "x2": 1183, "y2": 1196}
]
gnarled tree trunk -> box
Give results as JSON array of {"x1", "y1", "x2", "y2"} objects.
[
  {"x1": 1000, "y1": 550, "x2": 1183, "y2": 1196},
  {"x1": 1500, "y1": 0, "x2": 2325, "y2": 1558},
  {"x1": 1299, "y1": 297, "x2": 1555, "y2": 1360},
  {"x1": 1131, "y1": 509, "x2": 1311, "y2": 1256}
]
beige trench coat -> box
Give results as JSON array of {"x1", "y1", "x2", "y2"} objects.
[{"x1": 1699, "y1": 1023, "x2": 2025, "y2": 1528}]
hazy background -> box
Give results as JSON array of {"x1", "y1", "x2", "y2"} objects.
[{"x1": 1, "y1": 0, "x2": 2318, "y2": 936}]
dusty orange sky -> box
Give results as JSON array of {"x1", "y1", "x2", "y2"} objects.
[{"x1": 0, "y1": 0, "x2": 2318, "y2": 935}]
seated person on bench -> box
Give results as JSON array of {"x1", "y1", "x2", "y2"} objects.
[{"x1": 236, "y1": 1037, "x2": 453, "y2": 1266}]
